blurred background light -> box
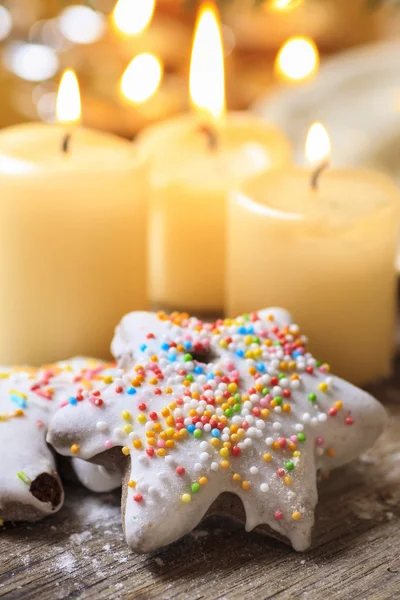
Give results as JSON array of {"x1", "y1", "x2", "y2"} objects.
[
  {"x1": 41, "y1": 19, "x2": 72, "y2": 52},
  {"x1": 0, "y1": 6, "x2": 12, "y2": 42},
  {"x1": 120, "y1": 53, "x2": 163, "y2": 103},
  {"x1": 275, "y1": 36, "x2": 319, "y2": 82},
  {"x1": 36, "y1": 91, "x2": 57, "y2": 122},
  {"x1": 59, "y1": 5, "x2": 106, "y2": 44},
  {"x1": 112, "y1": 0, "x2": 156, "y2": 36},
  {"x1": 269, "y1": 0, "x2": 303, "y2": 11},
  {"x1": 3, "y1": 42, "x2": 59, "y2": 82}
]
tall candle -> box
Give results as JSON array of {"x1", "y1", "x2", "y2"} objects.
[
  {"x1": 0, "y1": 71, "x2": 148, "y2": 365},
  {"x1": 138, "y1": 2, "x2": 291, "y2": 316},
  {"x1": 226, "y1": 125, "x2": 400, "y2": 385}
]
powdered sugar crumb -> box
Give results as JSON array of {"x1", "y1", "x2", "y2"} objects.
[
  {"x1": 70, "y1": 531, "x2": 92, "y2": 544},
  {"x1": 74, "y1": 495, "x2": 120, "y2": 528},
  {"x1": 56, "y1": 553, "x2": 76, "y2": 573}
]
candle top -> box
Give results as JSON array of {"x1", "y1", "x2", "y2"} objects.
[
  {"x1": 234, "y1": 168, "x2": 400, "y2": 227},
  {"x1": 0, "y1": 123, "x2": 143, "y2": 175},
  {"x1": 138, "y1": 112, "x2": 291, "y2": 187}
]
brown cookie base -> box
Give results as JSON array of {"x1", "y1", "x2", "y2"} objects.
[
  {"x1": 118, "y1": 457, "x2": 292, "y2": 553},
  {"x1": 1, "y1": 472, "x2": 63, "y2": 522},
  {"x1": 205, "y1": 492, "x2": 293, "y2": 548},
  {"x1": 53, "y1": 449, "x2": 293, "y2": 550},
  {"x1": 87, "y1": 447, "x2": 128, "y2": 472},
  {"x1": 30, "y1": 472, "x2": 63, "y2": 508}
]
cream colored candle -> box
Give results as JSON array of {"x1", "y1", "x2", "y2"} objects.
[
  {"x1": 0, "y1": 72, "x2": 148, "y2": 365},
  {"x1": 138, "y1": 3, "x2": 291, "y2": 315},
  {"x1": 226, "y1": 126, "x2": 400, "y2": 385}
]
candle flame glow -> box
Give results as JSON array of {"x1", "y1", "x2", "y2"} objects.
[
  {"x1": 120, "y1": 53, "x2": 163, "y2": 103},
  {"x1": 112, "y1": 0, "x2": 155, "y2": 36},
  {"x1": 189, "y1": 2, "x2": 225, "y2": 121},
  {"x1": 275, "y1": 36, "x2": 319, "y2": 83},
  {"x1": 306, "y1": 122, "x2": 331, "y2": 164},
  {"x1": 56, "y1": 69, "x2": 81, "y2": 125}
]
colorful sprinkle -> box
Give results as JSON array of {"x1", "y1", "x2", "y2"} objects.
[{"x1": 17, "y1": 471, "x2": 31, "y2": 485}]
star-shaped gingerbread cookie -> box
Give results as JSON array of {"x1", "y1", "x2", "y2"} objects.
[
  {"x1": 48, "y1": 309, "x2": 387, "y2": 551},
  {"x1": 0, "y1": 358, "x2": 121, "y2": 522}
]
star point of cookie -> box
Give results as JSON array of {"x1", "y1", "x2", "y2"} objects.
[
  {"x1": 0, "y1": 358, "x2": 121, "y2": 522},
  {"x1": 48, "y1": 308, "x2": 387, "y2": 552}
]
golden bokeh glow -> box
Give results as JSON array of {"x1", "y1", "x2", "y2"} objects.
[
  {"x1": 275, "y1": 36, "x2": 319, "y2": 83},
  {"x1": 120, "y1": 53, "x2": 163, "y2": 103},
  {"x1": 268, "y1": 0, "x2": 303, "y2": 11},
  {"x1": 56, "y1": 69, "x2": 81, "y2": 125},
  {"x1": 306, "y1": 122, "x2": 331, "y2": 164},
  {"x1": 112, "y1": 0, "x2": 155, "y2": 36},
  {"x1": 189, "y1": 2, "x2": 225, "y2": 120}
]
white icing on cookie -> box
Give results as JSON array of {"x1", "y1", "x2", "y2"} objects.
[
  {"x1": 53, "y1": 358, "x2": 122, "y2": 493},
  {"x1": 48, "y1": 309, "x2": 387, "y2": 551},
  {"x1": 0, "y1": 367, "x2": 63, "y2": 520},
  {"x1": 71, "y1": 459, "x2": 122, "y2": 493},
  {"x1": 0, "y1": 358, "x2": 120, "y2": 521},
  {"x1": 111, "y1": 311, "x2": 167, "y2": 369}
]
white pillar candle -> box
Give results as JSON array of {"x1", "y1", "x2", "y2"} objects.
[
  {"x1": 0, "y1": 72, "x2": 148, "y2": 365},
  {"x1": 226, "y1": 163, "x2": 400, "y2": 385},
  {"x1": 139, "y1": 113, "x2": 290, "y2": 315},
  {"x1": 138, "y1": 3, "x2": 291, "y2": 315}
]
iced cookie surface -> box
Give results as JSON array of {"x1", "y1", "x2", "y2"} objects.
[
  {"x1": 0, "y1": 358, "x2": 120, "y2": 522},
  {"x1": 48, "y1": 309, "x2": 386, "y2": 551}
]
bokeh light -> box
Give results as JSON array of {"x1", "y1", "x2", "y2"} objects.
[
  {"x1": 59, "y1": 5, "x2": 106, "y2": 44},
  {"x1": 4, "y1": 42, "x2": 59, "y2": 82},
  {"x1": 120, "y1": 53, "x2": 163, "y2": 103},
  {"x1": 113, "y1": 0, "x2": 156, "y2": 36},
  {"x1": 0, "y1": 6, "x2": 12, "y2": 41},
  {"x1": 275, "y1": 36, "x2": 319, "y2": 82},
  {"x1": 268, "y1": 0, "x2": 303, "y2": 11}
]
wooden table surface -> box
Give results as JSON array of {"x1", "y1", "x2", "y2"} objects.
[{"x1": 1, "y1": 367, "x2": 400, "y2": 600}]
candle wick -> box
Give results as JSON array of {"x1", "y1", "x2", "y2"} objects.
[
  {"x1": 62, "y1": 133, "x2": 72, "y2": 154},
  {"x1": 197, "y1": 124, "x2": 218, "y2": 152},
  {"x1": 310, "y1": 159, "x2": 330, "y2": 190}
]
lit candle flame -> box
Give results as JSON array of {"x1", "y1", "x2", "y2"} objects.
[
  {"x1": 189, "y1": 2, "x2": 225, "y2": 121},
  {"x1": 56, "y1": 69, "x2": 81, "y2": 125},
  {"x1": 306, "y1": 123, "x2": 331, "y2": 190},
  {"x1": 275, "y1": 36, "x2": 319, "y2": 83},
  {"x1": 120, "y1": 53, "x2": 163, "y2": 103},
  {"x1": 112, "y1": 0, "x2": 155, "y2": 36},
  {"x1": 306, "y1": 122, "x2": 331, "y2": 164}
]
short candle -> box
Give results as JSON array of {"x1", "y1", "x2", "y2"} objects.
[
  {"x1": 226, "y1": 124, "x2": 400, "y2": 385},
  {"x1": 0, "y1": 70, "x2": 148, "y2": 365}
]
